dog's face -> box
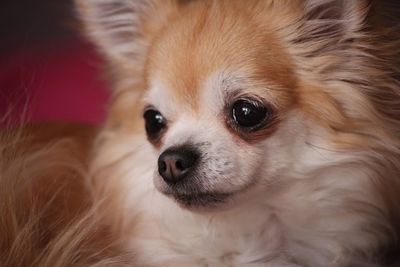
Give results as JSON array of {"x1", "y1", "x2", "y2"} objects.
[
  {"x1": 141, "y1": 6, "x2": 300, "y2": 209},
  {"x1": 78, "y1": 0, "x2": 400, "y2": 213}
]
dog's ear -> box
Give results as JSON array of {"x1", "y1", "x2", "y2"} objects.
[
  {"x1": 287, "y1": 0, "x2": 371, "y2": 130},
  {"x1": 305, "y1": 0, "x2": 368, "y2": 33},
  {"x1": 283, "y1": 0, "x2": 370, "y2": 77},
  {"x1": 291, "y1": 0, "x2": 369, "y2": 54},
  {"x1": 75, "y1": 0, "x2": 184, "y2": 65}
]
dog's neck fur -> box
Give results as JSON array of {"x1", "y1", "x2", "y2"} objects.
[{"x1": 130, "y1": 193, "x2": 284, "y2": 266}]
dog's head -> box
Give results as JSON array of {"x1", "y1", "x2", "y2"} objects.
[
  {"x1": 140, "y1": 1, "x2": 300, "y2": 209},
  {"x1": 78, "y1": 0, "x2": 400, "y2": 213}
]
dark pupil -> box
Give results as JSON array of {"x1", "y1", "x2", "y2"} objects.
[
  {"x1": 144, "y1": 110, "x2": 166, "y2": 137},
  {"x1": 232, "y1": 100, "x2": 267, "y2": 128}
]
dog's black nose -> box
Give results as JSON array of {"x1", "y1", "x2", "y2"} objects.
[{"x1": 158, "y1": 146, "x2": 199, "y2": 184}]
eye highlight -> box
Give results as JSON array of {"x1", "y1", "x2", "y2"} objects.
[
  {"x1": 143, "y1": 108, "x2": 167, "y2": 140},
  {"x1": 231, "y1": 99, "x2": 270, "y2": 130}
]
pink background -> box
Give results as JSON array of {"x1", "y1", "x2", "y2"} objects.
[{"x1": 0, "y1": 38, "x2": 110, "y2": 125}]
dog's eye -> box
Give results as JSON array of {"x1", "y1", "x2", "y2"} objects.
[
  {"x1": 144, "y1": 109, "x2": 166, "y2": 138},
  {"x1": 232, "y1": 99, "x2": 269, "y2": 129}
]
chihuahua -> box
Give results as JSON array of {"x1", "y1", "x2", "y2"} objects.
[
  {"x1": 75, "y1": 0, "x2": 400, "y2": 266},
  {"x1": 1, "y1": 0, "x2": 399, "y2": 266}
]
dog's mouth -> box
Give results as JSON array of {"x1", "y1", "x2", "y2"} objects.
[
  {"x1": 166, "y1": 191, "x2": 232, "y2": 209},
  {"x1": 153, "y1": 170, "x2": 251, "y2": 210}
]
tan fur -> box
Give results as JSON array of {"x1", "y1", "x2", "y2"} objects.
[
  {"x1": 145, "y1": 1, "x2": 297, "y2": 111},
  {"x1": 0, "y1": 124, "x2": 131, "y2": 266}
]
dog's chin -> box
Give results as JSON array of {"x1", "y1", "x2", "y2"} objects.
[
  {"x1": 169, "y1": 192, "x2": 233, "y2": 211},
  {"x1": 153, "y1": 176, "x2": 235, "y2": 212}
]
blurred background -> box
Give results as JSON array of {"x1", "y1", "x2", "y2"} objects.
[
  {"x1": 0, "y1": 0, "x2": 109, "y2": 125},
  {"x1": 0, "y1": 0, "x2": 398, "y2": 126}
]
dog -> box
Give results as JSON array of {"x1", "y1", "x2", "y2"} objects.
[{"x1": 2, "y1": 0, "x2": 400, "y2": 266}]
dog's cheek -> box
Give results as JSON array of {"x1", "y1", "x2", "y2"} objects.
[{"x1": 254, "y1": 112, "x2": 309, "y2": 183}]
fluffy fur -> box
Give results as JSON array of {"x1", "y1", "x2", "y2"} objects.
[
  {"x1": 1, "y1": 0, "x2": 399, "y2": 266},
  {"x1": 0, "y1": 124, "x2": 131, "y2": 266}
]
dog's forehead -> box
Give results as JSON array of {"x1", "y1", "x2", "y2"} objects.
[{"x1": 144, "y1": 3, "x2": 296, "y2": 113}]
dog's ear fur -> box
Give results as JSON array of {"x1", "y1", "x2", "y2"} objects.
[
  {"x1": 293, "y1": 0, "x2": 369, "y2": 56},
  {"x1": 288, "y1": 0, "x2": 395, "y2": 136},
  {"x1": 75, "y1": 0, "x2": 185, "y2": 65}
]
